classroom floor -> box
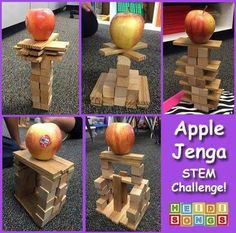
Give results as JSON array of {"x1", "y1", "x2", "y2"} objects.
[
  {"x1": 86, "y1": 131, "x2": 161, "y2": 231},
  {"x1": 164, "y1": 30, "x2": 234, "y2": 101},
  {"x1": 3, "y1": 121, "x2": 82, "y2": 230},
  {"x1": 82, "y1": 24, "x2": 161, "y2": 114},
  {"x1": 2, "y1": 10, "x2": 79, "y2": 114}
]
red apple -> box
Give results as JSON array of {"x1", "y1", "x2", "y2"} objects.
[
  {"x1": 25, "y1": 8, "x2": 55, "y2": 41},
  {"x1": 185, "y1": 9, "x2": 215, "y2": 44},
  {"x1": 25, "y1": 123, "x2": 62, "y2": 160},
  {"x1": 110, "y1": 12, "x2": 144, "y2": 49},
  {"x1": 105, "y1": 123, "x2": 135, "y2": 155}
]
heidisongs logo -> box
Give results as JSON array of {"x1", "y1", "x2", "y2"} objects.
[{"x1": 169, "y1": 202, "x2": 229, "y2": 226}]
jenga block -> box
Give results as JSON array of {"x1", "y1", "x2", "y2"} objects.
[
  {"x1": 142, "y1": 179, "x2": 149, "y2": 188},
  {"x1": 40, "y1": 81, "x2": 52, "y2": 91},
  {"x1": 56, "y1": 183, "x2": 67, "y2": 197},
  {"x1": 199, "y1": 96, "x2": 208, "y2": 105},
  {"x1": 39, "y1": 73, "x2": 53, "y2": 84},
  {"x1": 201, "y1": 105, "x2": 209, "y2": 112},
  {"x1": 113, "y1": 175, "x2": 122, "y2": 211},
  {"x1": 145, "y1": 187, "x2": 150, "y2": 201},
  {"x1": 130, "y1": 187, "x2": 142, "y2": 203},
  {"x1": 187, "y1": 57, "x2": 197, "y2": 65},
  {"x1": 40, "y1": 95, "x2": 52, "y2": 110},
  {"x1": 32, "y1": 95, "x2": 40, "y2": 103},
  {"x1": 131, "y1": 175, "x2": 143, "y2": 185},
  {"x1": 59, "y1": 173, "x2": 68, "y2": 186},
  {"x1": 198, "y1": 57, "x2": 209, "y2": 66},
  {"x1": 31, "y1": 74, "x2": 40, "y2": 82},
  {"x1": 103, "y1": 97, "x2": 114, "y2": 106},
  {"x1": 185, "y1": 65, "x2": 194, "y2": 75},
  {"x1": 97, "y1": 185, "x2": 109, "y2": 195},
  {"x1": 41, "y1": 58, "x2": 53, "y2": 70},
  {"x1": 96, "y1": 197, "x2": 107, "y2": 210},
  {"x1": 128, "y1": 71, "x2": 140, "y2": 96},
  {"x1": 127, "y1": 208, "x2": 139, "y2": 223},
  {"x1": 103, "y1": 82, "x2": 115, "y2": 98},
  {"x1": 100, "y1": 161, "x2": 112, "y2": 170},
  {"x1": 38, "y1": 186, "x2": 56, "y2": 202},
  {"x1": 101, "y1": 169, "x2": 114, "y2": 179},
  {"x1": 32, "y1": 102, "x2": 41, "y2": 109},
  {"x1": 199, "y1": 88, "x2": 208, "y2": 96},
  {"x1": 36, "y1": 205, "x2": 53, "y2": 220},
  {"x1": 52, "y1": 202, "x2": 61, "y2": 216},
  {"x1": 114, "y1": 86, "x2": 127, "y2": 107},
  {"x1": 131, "y1": 164, "x2": 144, "y2": 177},
  {"x1": 117, "y1": 76, "x2": 129, "y2": 87},
  {"x1": 192, "y1": 95, "x2": 199, "y2": 103},
  {"x1": 31, "y1": 80, "x2": 40, "y2": 90},
  {"x1": 196, "y1": 79, "x2": 205, "y2": 88},
  {"x1": 41, "y1": 94, "x2": 52, "y2": 105},
  {"x1": 191, "y1": 86, "x2": 199, "y2": 95},
  {"x1": 188, "y1": 46, "x2": 198, "y2": 57},
  {"x1": 117, "y1": 55, "x2": 131, "y2": 76},
  {"x1": 38, "y1": 196, "x2": 55, "y2": 210},
  {"x1": 194, "y1": 68, "x2": 204, "y2": 78},
  {"x1": 122, "y1": 182, "x2": 128, "y2": 205},
  {"x1": 94, "y1": 176, "x2": 107, "y2": 189},
  {"x1": 61, "y1": 195, "x2": 66, "y2": 208},
  {"x1": 188, "y1": 77, "x2": 196, "y2": 86},
  {"x1": 31, "y1": 63, "x2": 41, "y2": 75},
  {"x1": 198, "y1": 47, "x2": 209, "y2": 57}
]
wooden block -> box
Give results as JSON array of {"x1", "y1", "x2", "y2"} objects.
[
  {"x1": 41, "y1": 68, "x2": 53, "y2": 77},
  {"x1": 32, "y1": 95, "x2": 40, "y2": 103},
  {"x1": 103, "y1": 97, "x2": 114, "y2": 106},
  {"x1": 117, "y1": 55, "x2": 131, "y2": 77},
  {"x1": 40, "y1": 74, "x2": 53, "y2": 85},
  {"x1": 188, "y1": 77, "x2": 196, "y2": 86},
  {"x1": 59, "y1": 173, "x2": 68, "y2": 186},
  {"x1": 101, "y1": 169, "x2": 114, "y2": 179},
  {"x1": 196, "y1": 79, "x2": 206, "y2": 88},
  {"x1": 198, "y1": 47, "x2": 209, "y2": 57},
  {"x1": 52, "y1": 202, "x2": 61, "y2": 216},
  {"x1": 114, "y1": 86, "x2": 127, "y2": 106},
  {"x1": 41, "y1": 57, "x2": 53, "y2": 70},
  {"x1": 131, "y1": 175, "x2": 143, "y2": 185},
  {"x1": 40, "y1": 95, "x2": 52, "y2": 110},
  {"x1": 38, "y1": 186, "x2": 56, "y2": 202},
  {"x1": 191, "y1": 86, "x2": 199, "y2": 95},
  {"x1": 130, "y1": 187, "x2": 142, "y2": 203},
  {"x1": 145, "y1": 187, "x2": 150, "y2": 201},
  {"x1": 103, "y1": 73, "x2": 116, "y2": 99},
  {"x1": 201, "y1": 105, "x2": 209, "y2": 112},
  {"x1": 29, "y1": 49, "x2": 44, "y2": 57},
  {"x1": 32, "y1": 102, "x2": 41, "y2": 109},
  {"x1": 138, "y1": 76, "x2": 150, "y2": 108},
  {"x1": 56, "y1": 183, "x2": 67, "y2": 197},
  {"x1": 122, "y1": 182, "x2": 128, "y2": 205},
  {"x1": 127, "y1": 208, "x2": 139, "y2": 223},
  {"x1": 191, "y1": 95, "x2": 199, "y2": 103},
  {"x1": 113, "y1": 175, "x2": 122, "y2": 211},
  {"x1": 30, "y1": 74, "x2": 40, "y2": 82},
  {"x1": 117, "y1": 76, "x2": 129, "y2": 87},
  {"x1": 194, "y1": 68, "x2": 204, "y2": 78},
  {"x1": 36, "y1": 205, "x2": 53, "y2": 220},
  {"x1": 41, "y1": 93, "x2": 52, "y2": 105},
  {"x1": 38, "y1": 196, "x2": 55, "y2": 210},
  {"x1": 123, "y1": 50, "x2": 146, "y2": 61},
  {"x1": 198, "y1": 57, "x2": 209, "y2": 66},
  {"x1": 31, "y1": 81, "x2": 40, "y2": 90},
  {"x1": 61, "y1": 195, "x2": 66, "y2": 208},
  {"x1": 187, "y1": 57, "x2": 197, "y2": 65},
  {"x1": 185, "y1": 65, "x2": 194, "y2": 75},
  {"x1": 31, "y1": 63, "x2": 41, "y2": 75},
  {"x1": 45, "y1": 41, "x2": 69, "y2": 52},
  {"x1": 199, "y1": 88, "x2": 208, "y2": 96},
  {"x1": 96, "y1": 197, "x2": 107, "y2": 210},
  {"x1": 199, "y1": 96, "x2": 208, "y2": 105},
  {"x1": 97, "y1": 185, "x2": 109, "y2": 195},
  {"x1": 100, "y1": 161, "x2": 112, "y2": 170},
  {"x1": 40, "y1": 82, "x2": 52, "y2": 92},
  {"x1": 188, "y1": 46, "x2": 198, "y2": 57},
  {"x1": 128, "y1": 71, "x2": 140, "y2": 98},
  {"x1": 95, "y1": 177, "x2": 107, "y2": 190},
  {"x1": 131, "y1": 164, "x2": 144, "y2": 177}
]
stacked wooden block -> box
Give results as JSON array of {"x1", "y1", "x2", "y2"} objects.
[
  {"x1": 174, "y1": 37, "x2": 222, "y2": 112},
  {"x1": 94, "y1": 151, "x2": 150, "y2": 230},
  {"x1": 90, "y1": 55, "x2": 150, "y2": 109},
  {"x1": 14, "y1": 149, "x2": 74, "y2": 227},
  {"x1": 14, "y1": 33, "x2": 69, "y2": 110}
]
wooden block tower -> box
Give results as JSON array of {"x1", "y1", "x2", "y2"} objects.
[
  {"x1": 14, "y1": 33, "x2": 69, "y2": 111},
  {"x1": 173, "y1": 37, "x2": 222, "y2": 112},
  {"x1": 14, "y1": 149, "x2": 74, "y2": 227},
  {"x1": 90, "y1": 42, "x2": 150, "y2": 109},
  {"x1": 94, "y1": 151, "x2": 150, "y2": 230}
]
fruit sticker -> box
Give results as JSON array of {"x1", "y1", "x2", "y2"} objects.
[{"x1": 39, "y1": 135, "x2": 51, "y2": 148}]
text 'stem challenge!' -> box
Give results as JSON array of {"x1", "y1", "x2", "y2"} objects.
[{"x1": 162, "y1": 116, "x2": 236, "y2": 232}]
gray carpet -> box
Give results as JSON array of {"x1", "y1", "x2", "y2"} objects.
[
  {"x1": 86, "y1": 131, "x2": 161, "y2": 231},
  {"x1": 82, "y1": 25, "x2": 161, "y2": 114},
  {"x1": 3, "y1": 120, "x2": 82, "y2": 230},
  {"x1": 2, "y1": 10, "x2": 78, "y2": 114},
  {"x1": 164, "y1": 30, "x2": 234, "y2": 100}
]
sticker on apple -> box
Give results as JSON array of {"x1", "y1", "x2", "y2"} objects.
[{"x1": 39, "y1": 135, "x2": 51, "y2": 148}]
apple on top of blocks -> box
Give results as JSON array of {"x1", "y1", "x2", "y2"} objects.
[
  {"x1": 25, "y1": 123, "x2": 62, "y2": 161},
  {"x1": 110, "y1": 10, "x2": 145, "y2": 49},
  {"x1": 185, "y1": 6, "x2": 215, "y2": 44},
  {"x1": 25, "y1": 8, "x2": 55, "y2": 41},
  {"x1": 105, "y1": 123, "x2": 135, "y2": 155}
]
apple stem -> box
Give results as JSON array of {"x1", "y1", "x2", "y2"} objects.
[{"x1": 203, "y1": 5, "x2": 208, "y2": 14}]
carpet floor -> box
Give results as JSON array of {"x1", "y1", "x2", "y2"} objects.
[
  {"x1": 164, "y1": 30, "x2": 234, "y2": 100},
  {"x1": 3, "y1": 121, "x2": 82, "y2": 230},
  {"x1": 82, "y1": 24, "x2": 161, "y2": 114},
  {"x1": 2, "y1": 10, "x2": 79, "y2": 114},
  {"x1": 86, "y1": 131, "x2": 161, "y2": 231}
]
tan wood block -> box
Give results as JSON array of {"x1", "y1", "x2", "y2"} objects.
[
  {"x1": 38, "y1": 175, "x2": 60, "y2": 193},
  {"x1": 199, "y1": 96, "x2": 208, "y2": 105},
  {"x1": 59, "y1": 173, "x2": 68, "y2": 186},
  {"x1": 31, "y1": 81, "x2": 40, "y2": 90},
  {"x1": 130, "y1": 187, "x2": 142, "y2": 203},
  {"x1": 187, "y1": 57, "x2": 197, "y2": 65},
  {"x1": 45, "y1": 41, "x2": 69, "y2": 52},
  {"x1": 96, "y1": 197, "x2": 107, "y2": 210},
  {"x1": 40, "y1": 74, "x2": 53, "y2": 85},
  {"x1": 40, "y1": 82, "x2": 53, "y2": 92},
  {"x1": 101, "y1": 168, "x2": 114, "y2": 179},
  {"x1": 41, "y1": 68, "x2": 53, "y2": 77},
  {"x1": 103, "y1": 83, "x2": 115, "y2": 98},
  {"x1": 90, "y1": 73, "x2": 106, "y2": 105},
  {"x1": 145, "y1": 187, "x2": 150, "y2": 201},
  {"x1": 187, "y1": 46, "x2": 198, "y2": 57},
  {"x1": 131, "y1": 175, "x2": 143, "y2": 185},
  {"x1": 127, "y1": 208, "x2": 139, "y2": 223},
  {"x1": 194, "y1": 68, "x2": 204, "y2": 78},
  {"x1": 94, "y1": 177, "x2": 107, "y2": 189},
  {"x1": 100, "y1": 161, "x2": 112, "y2": 170},
  {"x1": 29, "y1": 49, "x2": 44, "y2": 57},
  {"x1": 36, "y1": 205, "x2": 53, "y2": 220},
  {"x1": 191, "y1": 95, "x2": 199, "y2": 103},
  {"x1": 113, "y1": 175, "x2": 122, "y2": 211},
  {"x1": 117, "y1": 76, "x2": 129, "y2": 87},
  {"x1": 198, "y1": 47, "x2": 209, "y2": 57},
  {"x1": 32, "y1": 102, "x2": 41, "y2": 109},
  {"x1": 41, "y1": 57, "x2": 53, "y2": 70},
  {"x1": 124, "y1": 50, "x2": 146, "y2": 61},
  {"x1": 131, "y1": 164, "x2": 144, "y2": 177},
  {"x1": 122, "y1": 182, "x2": 128, "y2": 205},
  {"x1": 31, "y1": 63, "x2": 41, "y2": 75},
  {"x1": 198, "y1": 57, "x2": 209, "y2": 66},
  {"x1": 103, "y1": 97, "x2": 114, "y2": 106},
  {"x1": 32, "y1": 95, "x2": 40, "y2": 103},
  {"x1": 196, "y1": 79, "x2": 206, "y2": 88},
  {"x1": 41, "y1": 94, "x2": 52, "y2": 105},
  {"x1": 185, "y1": 65, "x2": 194, "y2": 75},
  {"x1": 38, "y1": 185, "x2": 56, "y2": 202},
  {"x1": 97, "y1": 185, "x2": 110, "y2": 195},
  {"x1": 191, "y1": 86, "x2": 200, "y2": 95},
  {"x1": 199, "y1": 88, "x2": 208, "y2": 96},
  {"x1": 116, "y1": 55, "x2": 131, "y2": 77},
  {"x1": 56, "y1": 183, "x2": 68, "y2": 197},
  {"x1": 38, "y1": 196, "x2": 55, "y2": 210},
  {"x1": 31, "y1": 74, "x2": 40, "y2": 82}
]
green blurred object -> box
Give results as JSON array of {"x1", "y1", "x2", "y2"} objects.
[{"x1": 117, "y1": 2, "x2": 144, "y2": 16}]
